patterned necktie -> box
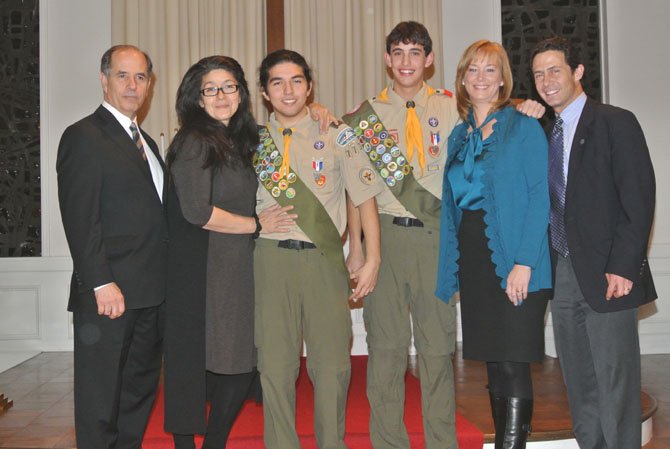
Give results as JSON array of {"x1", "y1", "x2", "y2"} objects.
[
  {"x1": 549, "y1": 115, "x2": 569, "y2": 257},
  {"x1": 129, "y1": 123, "x2": 147, "y2": 161}
]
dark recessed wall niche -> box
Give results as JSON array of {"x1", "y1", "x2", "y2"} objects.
[
  {"x1": 501, "y1": 0, "x2": 602, "y2": 107},
  {"x1": 0, "y1": 0, "x2": 40, "y2": 257}
]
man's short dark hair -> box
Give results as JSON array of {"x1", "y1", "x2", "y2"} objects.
[
  {"x1": 259, "y1": 49, "x2": 312, "y2": 91},
  {"x1": 100, "y1": 45, "x2": 153, "y2": 76},
  {"x1": 385, "y1": 21, "x2": 432, "y2": 56},
  {"x1": 531, "y1": 36, "x2": 581, "y2": 71}
]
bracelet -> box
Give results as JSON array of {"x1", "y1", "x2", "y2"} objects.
[{"x1": 252, "y1": 213, "x2": 262, "y2": 239}]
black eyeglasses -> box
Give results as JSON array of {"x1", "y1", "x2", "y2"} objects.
[{"x1": 200, "y1": 85, "x2": 239, "y2": 96}]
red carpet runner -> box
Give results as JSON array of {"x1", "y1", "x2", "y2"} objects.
[{"x1": 144, "y1": 356, "x2": 483, "y2": 449}]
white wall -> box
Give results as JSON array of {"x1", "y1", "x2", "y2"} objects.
[
  {"x1": 0, "y1": 0, "x2": 110, "y2": 352},
  {"x1": 442, "y1": 0, "x2": 670, "y2": 355}
]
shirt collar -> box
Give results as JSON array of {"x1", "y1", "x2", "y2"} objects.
[
  {"x1": 102, "y1": 101, "x2": 137, "y2": 135},
  {"x1": 558, "y1": 92, "x2": 587, "y2": 128}
]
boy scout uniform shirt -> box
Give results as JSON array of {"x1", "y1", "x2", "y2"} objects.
[
  {"x1": 256, "y1": 109, "x2": 384, "y2": 242},
  {"x1": 367, "y1": 82, "x2": 459, "y2": 218}
]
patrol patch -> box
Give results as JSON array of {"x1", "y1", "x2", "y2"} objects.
[
  {"x1": 359, "y1": 168, "x2": 376, "y2": 185},
  {"x1": 336, "y1": 127, "x2": 357, "y2": 147}
]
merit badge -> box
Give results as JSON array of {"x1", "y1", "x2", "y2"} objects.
[
  {"x1": 264, "y1": 179, "x2": 274, "y2": 190},
  {"x1": 359, "y1": 168, "x2": 376, "y2": 185},
  {"x1": 387, "y1": 161, "x2": 398, "y2": 172},
  {"x1": 312, "y1": 158, "x2": 324, "y2": 172},
  {"x1": 386, "y1": 176, "x2": 397, "y2": 187},
  {"x1": 266, "y1": 164, "x2": 275, "y2": 174},
  {"x1": 359, "y1": 120, "x2": 369, "y2": 130},
  {"x1": 259, "y1": 171, "x2": 269, "y2": 181},
  {"x1": 379, "y1": 130, "x2": 389, "y2": 140},
  {"x1": 390, "y1": 146, "x2": 401, "y2": 158},
  {"x1": 287, "y1": 172, "x2": 297, "y2": 183},
  {"x1": 271, "y1": 186, "x2": 281, "y2": 198},
  {"x1": 370, "y1": 137, "x2": 380, "y2": 146},
  {"x1": 373, "y1": 123, "x2": 383, "y2": 133},
  {"x1": 380, "y1": 168, "x2": 389, "y2": 179},
  {"x1": 278, "y1": 179, "x2": 289, "y2": 191},
  {"x1": 286, "y1": 188, "x2": 296, "y2": 199},
  {"x1": 429, "y1": 145, "x2": 441, "y2": 157},
  {"x1": 364, "y1": 129, "x2": 374, "y2": 139},
  {"x1": 394, "y1": 170, "x2": 404, "y2": 180},
  {"x1": 270, "y1": 149, "x2": 279, "y2": 159},
  {"x1": 314, "y1": 140, "x2": 325, "y2": 150},
  {"x1": 368, "y1": 114, "x2": 378, "y2": 124},
  {"x1": 271, "y1": 171, "x2": 281, "y2": 182},
  {"x1": 428, "y1": 117, "x2": 439, "y2": 127}
]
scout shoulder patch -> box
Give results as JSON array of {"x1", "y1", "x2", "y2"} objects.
[
  {"x1": 336, "y1": 126, "x2": 357, "y2": 147},
  {"x1": 436, "y1": 88, "x2": 453, "y2": 97}
]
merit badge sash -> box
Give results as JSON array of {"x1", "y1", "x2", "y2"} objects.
[
  {"x1": 342, "y1": 101, "x2": 441, "y2": 230},
  {"x1": 254, "y1": 126, "x2": 346, "y2": 274}
]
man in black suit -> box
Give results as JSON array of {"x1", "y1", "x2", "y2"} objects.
[
  {"x1": 531, "y1": 36, "x2": 656, "y2": 449},
  {"x1": 57, "y1": 45, "x2": 167, "y2": 449}
]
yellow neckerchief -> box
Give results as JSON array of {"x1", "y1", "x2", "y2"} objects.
[
  {"x1": 378, "y1": 85, "x2": 436, "y2": 175},
  {"x1": 277, "y1": 126, "x2": 294, "y2": 179}
]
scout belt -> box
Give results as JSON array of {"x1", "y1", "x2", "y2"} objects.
[
  {"x1": 342, "y1": 100, "x2": 441, "y2": 230},
  {"x1": 254, "y1": 126, "x2": 346, "y2": 274}
]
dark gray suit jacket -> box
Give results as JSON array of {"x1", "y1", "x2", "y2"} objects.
[{"x1": 554, "y1": 97, "x2": 656, "y2": 312}]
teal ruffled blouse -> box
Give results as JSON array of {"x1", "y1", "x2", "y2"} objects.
[{"x1": 435, "y1": 106, "x2": 552, "y2": 303}]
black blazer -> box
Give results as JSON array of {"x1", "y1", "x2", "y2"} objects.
[
  {"x1": 57, "y1": 106, "x2": 168, "y2": 312},
  {"x1": 552, "y1": 97, "x2": 657, "y2": 312}
]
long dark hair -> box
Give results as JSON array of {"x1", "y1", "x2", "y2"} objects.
[{"x1": 167, "y1": 55, "x2": 259, "y2": 169}]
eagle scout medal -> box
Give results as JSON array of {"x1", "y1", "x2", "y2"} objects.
[{"x1": 429, "y1": 132, "x2": 441, "y2": 157}]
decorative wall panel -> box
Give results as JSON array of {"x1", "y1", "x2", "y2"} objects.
[
  {"x1": 501, "y1": 0, "x2": 602, "y2": 105},
  {"x1": 0, "y1": 0, "x2": 40, "y2": 256}
]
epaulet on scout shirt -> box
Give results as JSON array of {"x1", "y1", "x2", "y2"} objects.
[{"x1": 435, "y1": 88, "x2": 453, "y2": 97}]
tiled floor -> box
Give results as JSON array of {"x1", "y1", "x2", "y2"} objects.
[
  {"x1": 0, "y1": 353, "x2": 75, "y2": 448},
  {"x1": 0, "y1": 351, "x2": 668, "y2": 448}
]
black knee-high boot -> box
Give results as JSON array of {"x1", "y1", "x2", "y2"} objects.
[
  {"x1": 488, "y1": 392, "x2": 507, "y2": 449},
  {"x1": 502, "y1": 397, "x2": 533, "y2": 449},
  {"x1": 201, "y1": 369, "x2": 258, "y2": 449}
]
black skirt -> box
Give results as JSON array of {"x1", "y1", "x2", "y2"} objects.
[{"x1": 458, "y1": 209, "x2": 549, "y2": 363}]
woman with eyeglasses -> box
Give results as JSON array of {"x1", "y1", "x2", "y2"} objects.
[{"x1": 163, "y1": 55, "x2": 296, "y2": 449}]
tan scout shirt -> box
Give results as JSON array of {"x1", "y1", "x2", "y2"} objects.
[
  {"x1": 257, "y1": 109, "x2": 384, "y2": 242},
  {"x1": 366, "y1": 82, "x2": 459, "y2": 219}
]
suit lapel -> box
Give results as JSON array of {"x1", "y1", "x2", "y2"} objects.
[
  {"x1": 94, "y1": 107, "x2": 148, "y2": 171},
  {"x1": 565, "y1": 98, "x2": 595, "y2": 203},
  {"x1": 94, "y1": 106, "x2": 163, "y2": 199}
]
